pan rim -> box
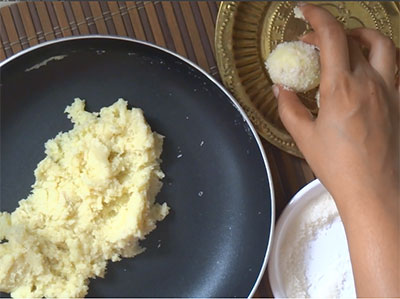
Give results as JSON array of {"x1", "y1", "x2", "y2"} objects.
[{"x1": 0, "y1": 35, "x2": 275, "y2": 298}]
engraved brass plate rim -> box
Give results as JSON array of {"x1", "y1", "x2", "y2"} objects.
[{"x1": 215, "y1": 1, "x2": 400, "y2": 158}]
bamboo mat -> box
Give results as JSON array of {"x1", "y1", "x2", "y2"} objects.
[
  {"x1": 0, "y1": 1, "x2": 220, "y2": 78},
  {"x1": 0, "y1": 1, "x2": 316, "y2": 297}
]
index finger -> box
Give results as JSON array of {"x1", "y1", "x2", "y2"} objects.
[{"x1": 300, "y1": 4, "x2": 350, "y2": 74}]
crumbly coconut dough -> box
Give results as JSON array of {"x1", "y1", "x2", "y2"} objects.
[
  {"x1": 0, "y1": 98, "x2": 169, "y2": 298},
  {"x1": 265, "y1": 41, "x2": 320, "y2": 92}
]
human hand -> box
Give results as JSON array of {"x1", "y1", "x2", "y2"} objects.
[
  {"x1": 275, "y1": 4, "x2": 399, "y2": 204},
  {"x1": 273, "y1": 3, "x2": 399, "y2": 297}
]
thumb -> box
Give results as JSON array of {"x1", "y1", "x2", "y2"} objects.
[{"x1": 274, "y1": 85, "x2": 314, "y2": 149}]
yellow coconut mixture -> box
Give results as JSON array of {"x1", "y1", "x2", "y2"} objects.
[{"x1": 0, "y1": 98, "x2": 169, "y2": 298}]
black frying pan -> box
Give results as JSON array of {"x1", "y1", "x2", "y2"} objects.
[{"x1": 0, "y1": 36, "x2": 274, "y2": 298}]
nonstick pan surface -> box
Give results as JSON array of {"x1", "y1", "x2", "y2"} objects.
[{"x1": 0, "y1": 36, "x2": 274, "y2": 298}]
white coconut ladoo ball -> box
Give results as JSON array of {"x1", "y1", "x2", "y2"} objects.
[{"x1": 265, "y1": 41, "x2": 320, "y2": 92}]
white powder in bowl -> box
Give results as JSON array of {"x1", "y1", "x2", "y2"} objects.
[{"x1": 279, "y1": 192, "x2": 356, "y2": 298}]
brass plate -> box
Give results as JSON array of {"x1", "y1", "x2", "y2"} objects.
[{"x1": 215, "y1": 1, "x2": 400, "y2": 158}]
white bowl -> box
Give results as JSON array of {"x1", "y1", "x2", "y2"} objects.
[
  {"x1": 268, "y1": 179, "x2": 356, "y2": 298},
  {"x1": 268, "y1": 179, "x2": 324, "y2": 297}
]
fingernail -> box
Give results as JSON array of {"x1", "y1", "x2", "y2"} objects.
[
  {"x1": 272, "y1": 85, "x2": 280, "y2": 99},
  {"x1": 297, "y1": 33, "x2": 307, "y2": 40},
  {"x1": 297, "y1": 2, "x2": 307, "y2": 7}
]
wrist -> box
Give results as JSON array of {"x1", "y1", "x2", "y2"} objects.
[{"x1": 330, "y1": 185, "x2": 399, "y2": 225}]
